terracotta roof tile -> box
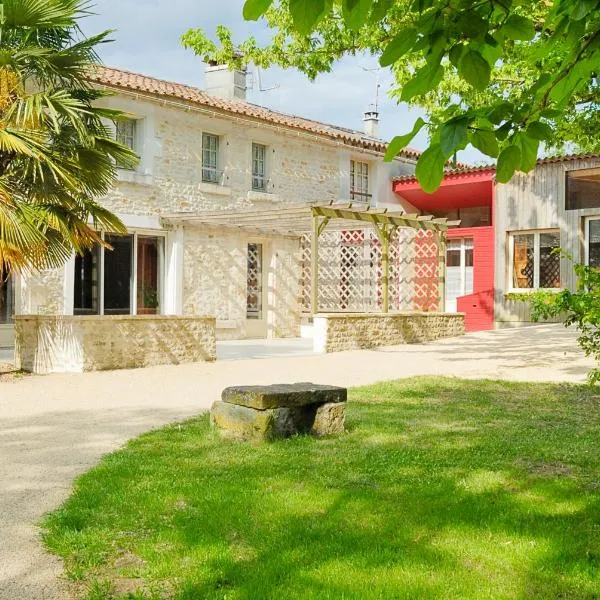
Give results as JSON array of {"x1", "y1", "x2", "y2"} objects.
[
  {"x1": 393, "y1": 152, "x2": 600, "y2": 184},
  {"x1": 88, "y1": 66, "x2": 420, "y2": 159}
]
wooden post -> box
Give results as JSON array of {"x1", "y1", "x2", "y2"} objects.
[
  {"x1": 438, "y1": 231, "x2": 447, "y2": 312},
  {"x1": 311, "y1": 213, "x2": 319, "y2": 315},
  {"x1": 381, "y1": 224, "x2": 390, "y2": 313}
]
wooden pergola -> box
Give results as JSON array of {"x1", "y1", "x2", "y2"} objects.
[{"x1": 163, "y1": 202, "x2": 458, "y2": 315}]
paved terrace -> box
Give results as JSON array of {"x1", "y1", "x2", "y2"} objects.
[{"x1": 0, "y1": 324, "x2": 593, "y2": 599}]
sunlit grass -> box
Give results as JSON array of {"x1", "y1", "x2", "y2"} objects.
[{"x1": 43, "y1": 377, "x2": 600, "y2": 599}]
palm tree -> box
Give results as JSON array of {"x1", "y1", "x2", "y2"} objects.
[{"x1": 0, "y1": 0, "x2": 137, "y2": 277}]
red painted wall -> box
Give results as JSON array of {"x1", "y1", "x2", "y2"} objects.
[{"x1": 448, "y1": 226, "x2": 495, "y2": 331}]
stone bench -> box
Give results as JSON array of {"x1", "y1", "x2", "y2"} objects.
[{"x1": 211, "y1": 383, "x2": 347, "y2": 441}]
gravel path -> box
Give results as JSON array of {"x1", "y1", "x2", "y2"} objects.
[{"x1": 0, "y1": 324, "x2": 592, "y2": 599}]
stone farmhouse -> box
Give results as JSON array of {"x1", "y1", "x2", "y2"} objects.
[
  {"x1": 0, "y1": 63, "x2": 422, "y2": 351},
  {"x1": 2, "y1": 62, "x2": 598, "y2": 367}
]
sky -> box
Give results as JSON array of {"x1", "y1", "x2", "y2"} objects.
[{"x1": 80, "y1": 0, "x2": 483, "y2": 162}]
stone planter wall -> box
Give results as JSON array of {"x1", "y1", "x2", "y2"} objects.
[
  {"x1": 313, "y1": 312, "x2": 465, "y2": 353},
  {"x1": 15, "y1": 315, "x2": 216, "y2": 374}
]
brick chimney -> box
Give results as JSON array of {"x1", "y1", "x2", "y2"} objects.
[{"x1": 205, "y1": 60, "x2": 247, "y2": 101}]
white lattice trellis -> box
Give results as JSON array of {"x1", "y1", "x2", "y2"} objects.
[{"x1": 301, "y1": 227, "x2": 441, "y2": 313}]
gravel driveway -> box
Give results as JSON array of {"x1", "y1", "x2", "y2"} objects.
[{"x1": 0, "y1": 324, "x2": 593, "y2": 599}]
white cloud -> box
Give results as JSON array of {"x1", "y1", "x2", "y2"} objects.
[{"x1": 81, "y1": 0, "x2": 484, "y2": 162}]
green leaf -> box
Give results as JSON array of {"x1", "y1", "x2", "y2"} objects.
[
  {"x1": 526, "y1": 121, "x2": 553, "y2": 141},
  {"x1": 440, "y1": 118, "x2": 469, "y2": 157},
  {"x1": 471, "y1": 129, "x2": 499, "y2": 158},
  {"x1": 415, "y1": 144, "x2": 446, "y2": 193},
  {"x1": 289, "y1": 0, "x2": 328, "y2": 34},
  {"x1": 384, "y1": 117, "x2": 426, "y2": 161},
  {"x1": 570, "y1": 0, "x2": 597, "y2": 20},
  {"x1": 448, "y1": 44, "x2": 464, "y2": 68},
  {"x1": 379, "y1": 28, "x2": 417, "y2": 67},
  {"x1": 400, "y1": 63, "x2": 443, "y2": 101},
  {"x1": 426, "y1": 30, "x2": 447, "y2": 67},
  {"x1": 342, "y1": 0, "x2": 373, "y2": 30},
  {"x1": 501, "y1": 15, "x2": 535, "y2": 40},
  {"x1": 496, "y1": 145, "x2": 521, "y2": 183},
  {"x1": 529, "y1": 73, "x2": 552, "y2": 98},
  {"x1": 487, "y1": 102, "x2": 513, "y2": 124},
  {"x1": 458, "y1": 50, "x2": 491, "y2": 91},
  {"x1": 495, "y1": 122, "x2": 512, "y2": 141},
  {"x1": 540, "y1": 108, "x2": 562, "y2": 118},
  {"x1": 369, "y1": 0, "x2": 393, "y2": 22},
  {"x1": 243, "y1": 0, "x2": 273, "y2": 20},
  {"x1": 516, "y1": 133, "x2": 539, "y2": 172}
]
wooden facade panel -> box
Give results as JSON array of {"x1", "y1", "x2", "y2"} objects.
[{"x1": 494, "y1": 158, "x2": 600, "y2": 325}]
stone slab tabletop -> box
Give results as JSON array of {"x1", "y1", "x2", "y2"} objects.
[{"x1": 221, "y1": 382, "x2": 347, "y2": 410}]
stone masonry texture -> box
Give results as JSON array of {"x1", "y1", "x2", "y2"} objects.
[
  {"x1": 316, "y1": 312, "x2": 465, "y2": 353},
  {"x1": 15, "y1": 315, "x2": 216, "y2": 374}
]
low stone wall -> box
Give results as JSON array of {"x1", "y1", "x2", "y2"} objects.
[
  {"x1": 313, "y1": 312, "x2": 465, "y2": 353},
  {"x1": 15, "y1": 315, "x2": 216, "y2": 374}
]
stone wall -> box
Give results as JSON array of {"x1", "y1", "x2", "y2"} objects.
[
  {"x1": 15, "y1": 315, "x2": 216, "y2": 374},
  {"x1": 313, "y1": 312, "x2": 465, "y2": 353},
  {"x1": 182, "y1": 228, "x2": 301, "y2": 339}
]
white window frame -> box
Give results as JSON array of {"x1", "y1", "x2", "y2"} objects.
[
  {"x1": 202, "y1": 132, "x2": 221, "y2": 184},
  {"x1": 447, "y1": 238, "x2": 474, "y2": 297},
  {"x1": 252, "y1": 142, "x2": 268, "y2": 191},
  {"x1": 116, "y1": 118, "x2": 136, "y2": 150},
  {"x1": 350, "y1": 159, "x2": 371, "y2": 202},
  {"x1": 74, "y1": 231, "x2": 165, "y2": 316},
  {"x1": 508, "y1": 229, "x2": 561, "y2": 291},
  {"x1": 115, "y1": 118, "x2": 139, "y2": 170},
  {"x1": 584, "y1": 216, "x2": 600, "y2": 266}
]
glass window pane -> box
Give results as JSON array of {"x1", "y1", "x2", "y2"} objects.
[
  {"x1": 74, "y1": 247, "x2": 100, "y2": 315},
  {"x1": 202, "y1": 133, "x2": 220, "y2": 183},
  {"x1": 513, "y1": 234, "x2": 534, "y2": 289},
  {"x1": 566, "y1": 168, "x2": 600, "y2": 210},
  {"x1": 247, "y1": 243, "x2": 263, "y2": 319},
  {"x1": 0, "y1": 275, "x2": 14, "y2": 324},
  {"x1": 116, "y1": 119, "x2": 136, "y2": 150},
  {"x1": 446, "y1": 250, "x2": 461, "y2": 267},
  {"x1": 588, "y1": 220, "x2": 600, "y2": 268},
  {"x1": 539, "y1": 232, "x2": 561, "y2": 288},
  {"x1": 252, "y1": 143, "x2": 267, "y2": 191},
  {"x1": 104, "y1": 234, "x2": 133, "y2": 315},
  {"x1": 458, "y1": 206, "x2": 492, "y2": 227},
  {"x1": 350, "y1": 160, "x2": 369, "y2": 201},
  {"x1": 137, "y1": 237, "x2": 162, "y2": 315}
]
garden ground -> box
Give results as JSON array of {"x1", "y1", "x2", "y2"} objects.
[
  {"x1": 0, "y1": 325, "x2": 595, "y2": 599},
  {"x1": 43, "y1": 377, "x2": 600, "y2": 599}
]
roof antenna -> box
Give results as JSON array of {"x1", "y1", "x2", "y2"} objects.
[
  {"x1": 253, "y1": 66, "x2": 279, "y2": 92},
  {"x1": 361, "y1": 66, "x2": 381, "y2": 138}
]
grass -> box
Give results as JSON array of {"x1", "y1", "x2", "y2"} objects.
[{"x1": 42, "y1": 377, "x2": 600, "y2": 600}]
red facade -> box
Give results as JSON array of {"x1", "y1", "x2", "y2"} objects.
[{"x1": 393, "y1": 170, "x2": 496, "y2": 332}]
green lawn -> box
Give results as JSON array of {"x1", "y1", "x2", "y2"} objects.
[{"x1": 43, "y1": 377, "x2": 600, "y2": 600}]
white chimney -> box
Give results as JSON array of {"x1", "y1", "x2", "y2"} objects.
[
  {"x1": 363, "y1": 109, "x2": 379, "y2": 138},
  {"x1": 205, "y1": 61, "x2": 247, "y2": 101}
]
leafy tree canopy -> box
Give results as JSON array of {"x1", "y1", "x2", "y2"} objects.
[
  {"x1": 0, "y1": 0, "x2": 137, "y2": 275},
  {"x1": 182, "y1": 0, "x2": 600, "y2": 192}
]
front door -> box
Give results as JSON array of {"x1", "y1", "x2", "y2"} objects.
[
  {"x1": 245, "y1": 242, "x2": 268, "y2": 338},
  {"x1": 446, "y1": 238, "x2": 474, "y2": 312}
]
